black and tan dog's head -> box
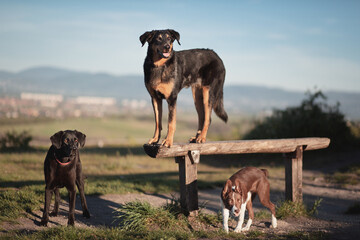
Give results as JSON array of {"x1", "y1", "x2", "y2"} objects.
[
  {"x1": 221, "y1": 179, "x2": 245, "y2": 217},
  {"x1": 140, "y1": 29, "x2": 180, "y2": 59},
  {"x1": 50, "y1": 130, "x2": 86, "y2": 156}
]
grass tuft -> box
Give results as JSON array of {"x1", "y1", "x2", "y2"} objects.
[
  {"x1": 114, "y1": 200, "x2": 188, "y2": 232},
  {"x1": 276, "y1": 199, "x2": 322, "y2": 219}
]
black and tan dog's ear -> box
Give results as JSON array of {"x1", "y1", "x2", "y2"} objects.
[
  {"x1": 222, "y1": 179, "x2": 232, "y2": 199},
  {"x1": 75, "y1": 130, "x2": 86, "y2": 148},
  {"x1": 50, "y1": 131, "x2": 64, "y2": 149},
  {"x1": 140, "y1": 31, "x2": 155, "y2": 47},
  {"x1": 167, "y1": 29, "x2": 180, "y2": 45}
]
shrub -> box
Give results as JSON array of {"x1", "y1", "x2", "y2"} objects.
[
  {"x1": 244, "y1": 90, "x2": 355, "y2": 149},
  {"x1": 0, "y1": 130, "x2": 33, "y2": 151}
]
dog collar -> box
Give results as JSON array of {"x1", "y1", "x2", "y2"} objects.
[{"x1": 54, "y1": 153, "x2": 71, "y2": 166}]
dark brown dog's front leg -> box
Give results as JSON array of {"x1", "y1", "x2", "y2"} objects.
[
  {"x1": 149, "y1": 96, "x2": 162, "y2": 144},
  {"x1": 40, "y1": 187, "x2": 53, "y2": 226},
  {"x1": 50, "y1": 188, "x2": 60, "y2": 217},
  {"x1": 76, "y1": 174, "x2": 90, "y2": 218},
  {"x1": 67, "y1": 187, "x2": 76, "y2": 226},
  {"x1": 162, "y1": 98, "x2": 177, "y2": 147}
]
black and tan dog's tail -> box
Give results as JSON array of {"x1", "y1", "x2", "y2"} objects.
[{"x1": 214, "y1": 94, "x2": 228, "y2": 123}]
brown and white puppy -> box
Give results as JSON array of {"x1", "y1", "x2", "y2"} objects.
[
  {"x1": 40, "y1": 130, "x2": 90, "y2": 226},
  {"x1": 220, "y1": 167, "x2": 277, "y2": 233}
]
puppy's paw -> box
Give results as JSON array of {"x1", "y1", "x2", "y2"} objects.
[
  {"x1": 234, "y1": 227, "x2": 243, "y2": 233},
  {"x1": 242, "y1": 226, "x2": 250, "y2": 231}
]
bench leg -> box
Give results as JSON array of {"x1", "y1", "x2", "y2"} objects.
[
  {"x1": 284, "y1": 146, "x2": 303, "y2": 202},
  {"x1": 175, "y1": 152, "x2": 199, "y2": 216}
]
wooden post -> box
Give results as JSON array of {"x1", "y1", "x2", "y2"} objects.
[
  {"x1": 175, "y1": 150, "x2": 200, "y2": 216},
  {"x1": 284, "y1": 146, "x2": 303, "y2": 202}
]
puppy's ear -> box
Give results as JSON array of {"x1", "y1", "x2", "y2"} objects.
[
  {"x1": 168, "y1": 29, "x2": 180, "y2": 45},
  {"x1": 140, "y1": 31, "x2": 155, "y2": 47},
  {"x1": 221, "y1": 179, "x2": 232, "y2": 199},
  {"x1": 233, "y1": 179, "x2": 242, "y2": 194},
  {"x1": 234, "y1": 179, "x2": 246, "y2": 202},
  {"x1": 75, "y1": 130, "x2": 86, "y2": 148},
  {"x1": 50, "y1": 131, "x2": 64, "y2": 149}
]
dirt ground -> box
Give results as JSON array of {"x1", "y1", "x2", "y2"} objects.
[{"x1": 1, "y1": 167, "x2": 359, "y2": 239}]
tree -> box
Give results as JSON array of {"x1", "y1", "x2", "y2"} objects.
[{"x1": 243, "y1": 90, "x2": 354, "y2": 148}]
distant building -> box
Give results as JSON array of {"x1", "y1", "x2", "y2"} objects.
[
  {"x1": 20, "y1": 92, "x2": 63, "y2": 103},
  {"x1": 75, "y1": 96, "x2": 116, "y2": 106}
]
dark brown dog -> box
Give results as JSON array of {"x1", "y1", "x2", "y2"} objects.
[
  {"x1": 221, "y1": 167, "x2": 277, "y2": 233},
  {"x1": 40, "y1": 130, "x2": 90, "y2": 226},
  {"x1": 140, "y1": 29, "x2": 228, "y2": 147}
]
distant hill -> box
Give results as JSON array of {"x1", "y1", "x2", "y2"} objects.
[{"x1": 1, "y1": 66, "x2": 359, "y2": 119}]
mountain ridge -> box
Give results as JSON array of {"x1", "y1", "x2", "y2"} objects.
[{"x1": 1, "y1": 66, "x2": 359, "y2": 119}]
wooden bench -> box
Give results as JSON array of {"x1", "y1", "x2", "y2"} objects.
[{"x1": 143, "y1": 137, "x2": 330, "y2": 215}]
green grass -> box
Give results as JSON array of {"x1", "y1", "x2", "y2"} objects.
[
  {"x1": 2, "y1": 200, "x2": 330, "y2": 240},
  {"x1": 325, "y1": 163, "x2": 360, "y2": 186},
  {"x1": 276, "y1": 199, "x2": 323, "y2": 219},
  {"x1": 0, "y1": 115, "x2": 251, "y2": 147},
  {"x1": 0, "y1": 149, "x2": 279, "y2": 224},
  {"x1": 0, "y1": 188, "x2": 41, "y2": 222}
]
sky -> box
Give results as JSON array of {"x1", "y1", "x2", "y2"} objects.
[{"x1": 0, "y1": 0, "x2": 359, "y2": 93}]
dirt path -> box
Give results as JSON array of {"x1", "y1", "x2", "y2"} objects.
[{"x1": 1, "y1": 169, "x2": 360, "y2": 239}]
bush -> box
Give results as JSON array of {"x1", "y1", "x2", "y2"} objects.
[
  {"x1": 244, "y1": 90, "x2": 355, "y2": 148},
  {"x1": 0, "y1": 130, "x2": 32, "y2": 151}
]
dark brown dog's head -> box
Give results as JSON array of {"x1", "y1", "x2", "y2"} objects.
[
  {"x1": 140, "y1": 29, "x2": 180, "y2": 59},
  {"x1": 50, "y1": 130, "x2": 86, "y2": 157},
  {"x1": 221, "y1": 179, "x2": 245, "y2": 217}
]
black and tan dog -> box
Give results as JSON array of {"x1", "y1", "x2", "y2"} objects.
[
  {"x1": 140, "y1": 29, "x2": 228, "y2": 147},
  {"x1": 40, "y1": 130, "x2": 90, "y2": 226}
]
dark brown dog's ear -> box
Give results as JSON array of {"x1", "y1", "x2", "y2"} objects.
[
  {"x1": 140, "y1": 31, "x2": 155, "y2": 47},
  {"x1": 50, "y1": 131, "x2": 64, "y2": 149},
  {"x1": 221, "y1": 179, "x2": 232, "y2": 199},
  {"x1": 167, "y1": 29, "x2": 180, "y2": 45},
  {"x1": 75, "y1": 130, "x2": 86, "y2": 148}
]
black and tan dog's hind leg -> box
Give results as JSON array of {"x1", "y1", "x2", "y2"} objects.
[{"x1": 190, "y1": 86, "x2": 212, "y2": 143}]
